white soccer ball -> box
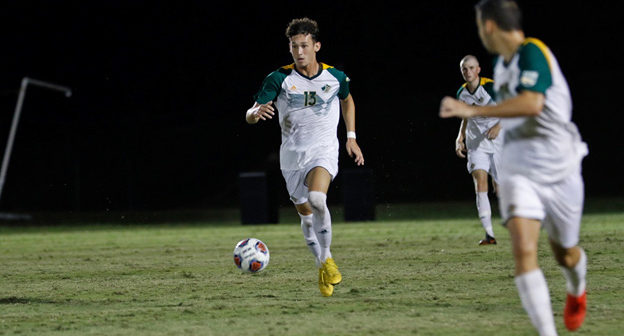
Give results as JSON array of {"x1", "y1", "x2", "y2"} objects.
[{"x1": 233, "y1": 238, "x2": 270, "y2": 273}]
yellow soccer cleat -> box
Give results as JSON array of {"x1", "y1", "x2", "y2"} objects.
[
  {"x1": 322, "y1": 258, "x2": 342, "y2": 285},
  {"x1": 318, "y1": 268, "x2": 334, "y2": 297}
]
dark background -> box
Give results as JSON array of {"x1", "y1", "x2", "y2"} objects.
[{"x1": 0, "y1": 1, "x2": 620, "y2": 214}]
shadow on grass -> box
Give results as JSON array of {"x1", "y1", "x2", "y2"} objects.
[{"x1": 0, "y1": 297, "x2": 59, "y2": 304}]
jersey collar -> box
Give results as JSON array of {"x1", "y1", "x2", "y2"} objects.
[
  {"x1": 465, "y1": 77, "x2": 482, "y2": 95},
  {"x1": 294, "y1": 62, "x2": 324, "y2": 80}
]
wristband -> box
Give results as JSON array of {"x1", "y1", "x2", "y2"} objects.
[{"x1": 347, "y1": 131, "x2": 356, "y2": 139}]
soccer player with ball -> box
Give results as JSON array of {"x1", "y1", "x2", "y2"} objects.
[
  {"x1": 246, "y1": 18, "x2": 364, "y2": 297},
  {"x1": 440, "y1": 0, "x2": 588, "y2": 334}
]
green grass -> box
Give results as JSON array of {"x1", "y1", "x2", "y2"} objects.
[{"x1": 1, "y1": 204, "x2": 623, "y2": 335}]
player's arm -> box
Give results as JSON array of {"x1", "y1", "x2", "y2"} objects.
[
  {"x1": 439, "y1": 90, "x2": 544, "y2": 119},
  {"x1": 455, "y1": 119, "x2": 467, "y2": 158},
  {"x1": 340, "y1": 94, "x2": 364, "y2": 166},
  {"x1": 246, "y1": 101, "x2": 275, "y2": 124},
  {"x1": 486, "y1": 122, "x2": 501, "y2": 140}
]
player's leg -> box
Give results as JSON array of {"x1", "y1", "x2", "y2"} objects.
[
  {"x1": 508, "y1": 217, "x2": 558, "y2": 336},
  {"x1": 284, "y1": 169, "x2": 323, "y2": 267},
  {"x1": 472, "y1": 168, "x2": 496, "y2": 245},
  {"x1": 296, "y1": 201, "x2": 333, "y2": 297},
  {"x1": 295, "y1": 203, "x2": 322, "y2": 267},
  {"x1": 499, "y1": 175, "x2": 557, "y2": 336},
  {"x1": 543, "y1": 172, "x2": 586, "y2": 331},
  {"x1": 551, "y1": 241, "x2": 586, "y2": 331},
  {"x1": 306, "y1": 167, "x2": 342, "y2": 287}
]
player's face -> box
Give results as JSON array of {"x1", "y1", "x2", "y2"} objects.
[
  {"x1": 289, "y1": 34, "x2": 320, "y2": 68},
  {"x1": 461, "y1": 59, "x2": 481, "y2": 82}
]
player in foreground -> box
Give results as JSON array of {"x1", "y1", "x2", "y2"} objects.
[
  {"x1": 246, "y1": 18, "x2": 364, "y2": 297},
  {"x1": 440, "y1": 0, "x2": 588, "y2": 334},
  {"x1": 454, "y1": 55, "x2": 501, "y2": 245}
]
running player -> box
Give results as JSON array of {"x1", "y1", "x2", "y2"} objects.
[
  {"x1": 440, "y1": 0, "x2": 588, "y2": 334},
  {"x1": 246, "y1": 18, "x2": 364, "y2": 297},
  {"x1": 454, "y1": 55, "x2": 502, "y2": 245}
]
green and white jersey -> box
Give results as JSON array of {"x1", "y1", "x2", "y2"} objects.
[
  {"x1": 254, "y1": 63, "x2": 350, "y2": 171},
  {"x1": 493, "y1": 37, "x2": 587, "y2": 183},
  {"x1": 457, "y1": 77, "x2": 501, "y2": 153}
]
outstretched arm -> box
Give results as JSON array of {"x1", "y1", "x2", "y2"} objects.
[
  {"x1": 246, "y1": 101, "x2": 275, "y2": 124},
  {"x1": 340, "y1": 94, "x2": 364, "y2": 166},
  {"x1": 439, "y1": 90, "x2": 544, "y2": 119}
]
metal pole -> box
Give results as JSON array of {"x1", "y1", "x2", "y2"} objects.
[{"x1": 0, "y1": 77, "x2": 72, "y2": 204}]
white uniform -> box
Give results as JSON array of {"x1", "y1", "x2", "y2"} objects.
[
  {"x1": 457, "y1": 77, "x2": 502, "y2": 181},
  {"x1": 493, "y1": 38, "x2": 588, "y2": 248},
  {"x1": 255, "y1": 63, "x2": 350, "y2": 204}
]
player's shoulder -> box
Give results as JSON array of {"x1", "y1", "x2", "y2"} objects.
[
  {"x1": 480, "y1": 77, "x2": 495, "y2": 90},
  {"x1": 522, "y1": 37, "x2": 551, "y2": 55},
  {"x1": 321, "y1": 63, "x2": 350, "y2": 82},
  {"x1": 480, "y1": 77, "x2": 496, "y2": 99},
  {"x1": 262, "y1": 64, "x2": 294, "y2": 84},
  {"x1": 456, "y1": 83, "x2": 467, "y2": 98},
  {"x1": 480, "y1": 77, "x2": 494, "y2": 86},
  {"x1": 519, "y1": 37, "x2": 552, "y2": 69},
  {"x1": 270, "y1": 64, "x2": 295, "y2": 76}
]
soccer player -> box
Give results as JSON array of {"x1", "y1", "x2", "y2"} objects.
[
  {"x1": 454, "y1": 55, "x2": 502, "y2": 245},
  {"x1": 246, "y1": 18, "x2": 364, "y2": 297},
  {"x1": 439, "y1": 0, "x2": 588, "y2": 334}
]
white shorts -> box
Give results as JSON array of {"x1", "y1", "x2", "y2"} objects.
[
  {"x1": 467, "y1": 150, "x2": 501, "y2": 183},
  {"x1": 281, "y1": 158, "x2": 338, "y2": 205},
  {"x1": 498, "y1": 172, "x2": 584, "y2": 248}
]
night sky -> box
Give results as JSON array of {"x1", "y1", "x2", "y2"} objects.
[{"x1": 1, "y1": 1, "x2": 620, "y2": 212}]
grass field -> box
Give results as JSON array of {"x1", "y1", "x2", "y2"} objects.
[{"x1": 1, "y1": 200, "x2": 623, "y2": 335}]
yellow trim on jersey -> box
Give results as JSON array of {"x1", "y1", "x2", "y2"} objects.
[
  {"x1": 480, "y1": 77, "x2": 493, "y2": 85},
  {"x1": 281, "y1": 63, "x2": 333, "y2": 70},
  {"x1": 523, "y1": 37, "x2": 552, "y2": 70}
]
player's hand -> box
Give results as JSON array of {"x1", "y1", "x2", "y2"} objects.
[
  {"x1": 346, "y1": 139, "x2": 364, "y2": 166},
  {"x1": 254, "y1": 101, "x2": 275, "y2": 121},
  {"x1": 247, "y1": 101, "x2": 275, "y2": 123},
  {"x1": 439, "y1": 96, "x2": 475, "y2": 119},
  {"x1": 486, "y1": 122, "x2": 501, "y2": 140},
  {"x1": 455, "y1": 138, "x2": 466, "y2": 158}
]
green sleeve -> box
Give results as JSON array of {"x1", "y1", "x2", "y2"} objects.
[
  {"x1": 517, "y1": 42, "x2": 552, "y2": 94},
  {"x1": 483, "y1": 81, "x2": 496, "y2": 101},
  {"x1": 253, "y1": 69, "x2": 288, "y2": 104},
  {"x1": 327, "y1": 67, "x2": 350, "y2": 99},
  {"x1": 456, "y1": 86, "x2": 465, "y2": 99}
]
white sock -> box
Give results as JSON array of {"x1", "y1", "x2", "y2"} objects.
[
  {"x1": 299, "y1": 213, "x2": 321, "y2": 267},
  {"x1": 515, "y1": 269, "x2": 558, "y2": 336},
  {"x1": 476, "y1": 191, "x2": 495, "y2": 237},
  {"x1": 308, "y1": 191, "x2": 332, "y2": 263},
  {"x1": 561, "y1": 248, "x2": 587, "y2": 296}
]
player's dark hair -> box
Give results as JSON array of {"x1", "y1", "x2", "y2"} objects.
[
  {"x1": 475, "y1": 0, "x2": 522, "y2": 31},
  {"x1": 285, "y1": 18, "x2": 320, "y2": 42}
]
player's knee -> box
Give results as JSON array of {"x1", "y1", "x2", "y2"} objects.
[
  {"x1": 512, "y1": 243, "x2": 537, "y2": 262},
  {"x1": 299, "y1": 213, "x2": 313, "y2": 228},
  {"x1": 308, "y1": 191, "x2": 327, "y2": 213},
  {"x1": 553, "y1": 249, "x2": 577, "y2": 268}
]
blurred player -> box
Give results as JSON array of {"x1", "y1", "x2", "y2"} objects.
[
  {"x1": 246, "y1": 18, "x2": 364, "y2": 297},
  {"x1": 440, "y1": 0, "x2": 588, "y2": 334},
  {"x1": 454, "y1": 55, "x2": 501, "y2": 245}
]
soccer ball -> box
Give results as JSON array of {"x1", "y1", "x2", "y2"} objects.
[{"x1": 233, "y1": 238, "x2": 270, "y2": 273}]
